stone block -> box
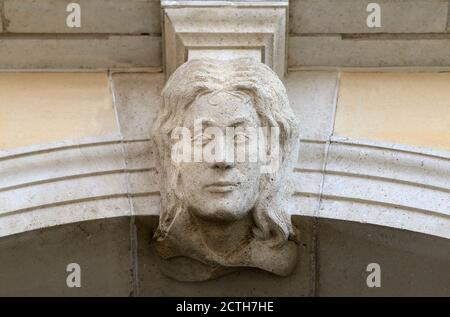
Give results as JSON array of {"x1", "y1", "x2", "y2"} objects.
[
  {"x1": 318, "y1": 136, "x2": 450, "y2": 240},
  {"x1": 290, "y1": 0, "x2": 448, "y2": 34},
  {"x1": 0, "y1": 35, "x2": 161, "y2": 69},
  {"x1": 289, "y1": 35, "x2": 450, "y2": 67},
  {"x1": 112, "y1": 73, "x2": 164, "y2": 140},
  {"x1": 0, "y1": 73, "x2": 117, "y2": 150},
  {"x1": 4, "y1": 0, "x2": 161, "y2": 34},
  {"x1": 285, "y1": 71, "x2": 338, "y2": 141},
  {"x1": 334, "y1": 72, "x2": 450, "y2": 151}
]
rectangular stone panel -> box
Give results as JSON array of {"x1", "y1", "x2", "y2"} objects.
[
  {"x1": 289, "y1": 35, "x2": 450, "y2": 67},
  {"x1": 112, "y1": 73, "x2": 164, "y2": 140},
  {"x1": 290, "y1": 0, "x2": 448, "y2": 34},
  {"x1": 285, "y1": 71, "x2": 338, "y2": 141},
  {"x1": 4, "y1": 0, "x2": 161, "y2": 34},
  {"x1": 334, "y1": 72, "x2": 450, "y2": 151},
  {"x1": 0, "y1": 35, "x2": 161, "y2": 69},
  {"x1": 0, "y1": 73, "x2": 118, "y2": 149}
]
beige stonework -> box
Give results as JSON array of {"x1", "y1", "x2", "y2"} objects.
[
  {"x1": 334, "y1": 72, "x2": 450, "y2": 152},
  {"x1": 0, "y1": 73, "x2": 118, "y2": 150},
  {"x1": 0, "y1": 0, "x2": 449, "y2": 296}
]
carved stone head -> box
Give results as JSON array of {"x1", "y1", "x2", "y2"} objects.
[{"x1": 152, "y1": 58, "x2": 300, "y2": 281}]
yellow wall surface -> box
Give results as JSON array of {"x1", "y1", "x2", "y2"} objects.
[
  {"x1": 0, "y1": 73, "x2": 118, "y2": 150},
  {"x1": 335, "y1": 72, "x2": 450, "y2": 152}
]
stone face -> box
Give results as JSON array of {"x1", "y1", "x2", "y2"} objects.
[
  {"x1": 0, "y1": 36, "x2": 161, "y2": 69},
  {"x1": 152, "y1": 59, "x2": 300, "y2": 281},
  {"x1": 290, "y1": 0, "x2": 448, "y2": 34},
  {"x1": 289, "y1": 36, "x2": 450, "y2": 67},
  {"x1": 0, "y1": 68, "x2": 448, "y2": 268},
  {"x1": 4, "y1": 0, "x2": 161, "y2": 34},
  {"x1": 1, "y1": 0, "x2": 450, "y2": 297}
]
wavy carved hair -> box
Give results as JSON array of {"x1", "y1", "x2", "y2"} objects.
[{"x1": 152, "y1": 58, "x2": 300, "y2": 247}]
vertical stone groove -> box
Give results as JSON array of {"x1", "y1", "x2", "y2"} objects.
[
  {"x1": 313, "y1": 70, "x2": 341, "y2": 296},
  {"x1": 109, "y1": 70, "x2": 140, "y2": 296}
]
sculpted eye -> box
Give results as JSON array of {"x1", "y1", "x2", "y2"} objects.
[
  {"x1": 234, "y1": 131, "x2": 249, "y2": 144},
  {"x1": 192, "y1": 133, "x2": 213, "y2": 145}
]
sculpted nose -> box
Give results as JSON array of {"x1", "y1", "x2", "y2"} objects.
[{"x1": 212, "y1": 160, "x2": 235, "y2": 170}]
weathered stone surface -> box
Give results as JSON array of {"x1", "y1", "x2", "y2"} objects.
[
  {"x1": 0, "y1": 36, "x2": 161, "y2": 69},
  {"x1": 112, "y1": 73, "x2": 164, "y2": 140},
  {"x1": 318, "y1": 137, "x2": 450, "y2": 240},
  {"x1": 290, "y1": 140, "x2": 326, "y2": 217},
  {"x1": 123, "y1": 141, "x2": 156, "y2": 170},
  {"x1": 163, "y1": 2, "x2": 287, "y2": 78},
  {"x1": 289, "y1": 36, "x2": 450, "y2": 67},
  {"x1": 284, "y1": 71, "x2": 337, "y2": 218},
  {"x1": 152, "y1": 59, "x2": 300, "y2": 281},
  {"x1": 285, "y1": 71, "x2": 338, "y2": 141},
  {"x1": 0, "y1": 0, "x2": 449, "y2": 297},
  {"x1": 0, "y1": 136, "x2": 132, "y2": 237},
  {"x1": 112, "y1": 72, "x2": 164, "y2": 216},
  {"x1": 136, "y1": 215, "x2": 314, "y2": 296},
  {"x1": 290, "y1": 0, "x2": 448, "y2": 34},
  {"x1": 4, "y1": 0, "x2": 161, "y2": 34}
]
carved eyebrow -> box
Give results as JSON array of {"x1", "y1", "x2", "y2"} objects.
[
  {"x1": 229, "y1": 117, "x2": 254, "y2": 127},
  {"x1": 199, "y1": 119, "x2": 218, "y2": 127},
  {"x1": 186, "y1": 118, "x2": 218, "y2": 129},
  {"x1": 186, "y1": 117, "x2": 254, "y2": 129}
]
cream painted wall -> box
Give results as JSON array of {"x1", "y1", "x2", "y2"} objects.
[
  {"x1": 2, "y1": 71, "x2": 449, "y2": 152},
  {"x1": 0, "y1": 73, "x2": 118, "y2": 149},
  {"x1": 334, "y1": 72, "x2": 450, "y2": 152}
]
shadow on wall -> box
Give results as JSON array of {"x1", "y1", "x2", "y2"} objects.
[{"x1": 0, "y1": 216, "x2": 448, "y2": 296}]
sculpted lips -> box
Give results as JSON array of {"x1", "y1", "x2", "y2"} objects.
[{"x1": 204, "y1": 181, "x2": 239, "y2": 193}]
